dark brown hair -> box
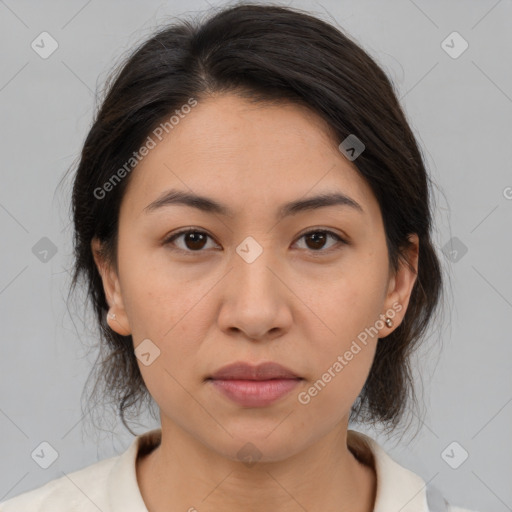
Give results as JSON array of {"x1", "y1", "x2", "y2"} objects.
[{"x1": 64, "y1": 2, "x2": 444, "y2": 438}]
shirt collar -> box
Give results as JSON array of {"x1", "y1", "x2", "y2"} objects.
[
  {"x1": 108, "y1": 428, "x2": 429, "y2": 512},
  {"x1": 348, "y1": 429, "x2": 429, "y2": 512},
  {"x1": 107, "y1": 428, "x2": 161, "y2": 511}
]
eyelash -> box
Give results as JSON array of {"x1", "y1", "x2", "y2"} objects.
[{"x1": 163, "y1": 227, "x2": 348, "y2": 256}]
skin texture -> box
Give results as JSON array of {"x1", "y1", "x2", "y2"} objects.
[{"x1": 92, "y1": 93, "x2": 419, "y2": 512}]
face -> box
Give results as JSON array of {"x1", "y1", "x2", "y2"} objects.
[{"x1": 92, "y1": 93, "x2": 418, "y2": 462}]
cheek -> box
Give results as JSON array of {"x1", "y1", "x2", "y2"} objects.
[
  {"x1": 297, "y1": 281, "x2": 380, "y2": 422},
  {"x1": 297, "y1": 260, "x2": 386, "y2": 390},
  {"x1": 119, "y1": 246, "x2": 209, "y2": 341},
  {"x1": 306, "y1": 267, "x2": 386, "y2": 346},
  {"x1": 123, "y1": 268, "x2": 216, "y2": 397}
]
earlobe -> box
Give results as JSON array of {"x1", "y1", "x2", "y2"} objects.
[
  {"x1": 383, "y1": 234, "x2": 419, "y2": 332},
  {"x1": 106, "y1": 307, "x2": 132, "y2": 336},
  {"x1": 91, "y1": 237, "x2": 132, "y2": 337}
]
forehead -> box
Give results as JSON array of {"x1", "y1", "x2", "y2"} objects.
[{"x1": 121, "y1": 93, "x2": 378, "y2": 220}]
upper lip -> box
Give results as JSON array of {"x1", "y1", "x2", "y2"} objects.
[{"x1": 208, "y1": 361, "x2": 301, "y2": 380}]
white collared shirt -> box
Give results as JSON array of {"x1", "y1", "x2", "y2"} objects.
[{"x1": 0, "y1": 429, "x2": 478, "y2": 512}]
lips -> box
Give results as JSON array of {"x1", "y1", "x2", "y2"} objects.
[
  {"x1": 208, "y1": 361, "x2": 300, "y2": 381},
  {"x1": 207, "y1": 361, "x2": 303, "y2": 407}
]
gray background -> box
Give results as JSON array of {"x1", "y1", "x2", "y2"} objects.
[{"x1": 1, "y1": 0, "x2": 511, "y2": 510}]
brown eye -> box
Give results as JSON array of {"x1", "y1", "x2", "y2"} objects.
[
  {"x1": 164, "y1": 228, "x2": 347, "y2": 255},
  {"x1": 181, "y1": 231, "x2": 208, "y2": 250},
  {"x1": 305, "y1": 232, "x2": 328, "y2": 250},
  {"x1": 295, "y1": 230, "x2": 346, "y2": 253},
  {"x1": 164, "y1": 229, "x2": 217, "y2": 252}
]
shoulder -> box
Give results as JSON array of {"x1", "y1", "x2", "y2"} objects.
[
  {"x1": 0, "y1": 429, "x2": 161, "y2": 512},
  {"x1": 0, "y1": 455, "x2": 119, "y2": 512},
  {"x1": 347, "y1": 429, "x2": 482, "y2": 512}
]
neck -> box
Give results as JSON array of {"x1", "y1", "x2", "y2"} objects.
[{"x1": 136, "y1": 419, "x2": 376, "y2": 512}]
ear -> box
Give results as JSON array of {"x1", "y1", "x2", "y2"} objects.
[
  {"x1": 91, "y1": 237, "x2": 131, "y2": 336},
  {"x1": 381, "y1": 233, "x2": 419, "y2": 336}
]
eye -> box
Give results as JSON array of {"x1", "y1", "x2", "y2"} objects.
[
  {"x1": 293, "y1": 229, "x2": 347, "y2": 253},
  {"x1": 163, "y1": 228, "x2": 219, "y2": 253},
  {"x1": 163, "y1": 228, "x2": 347, "y2": 254}
]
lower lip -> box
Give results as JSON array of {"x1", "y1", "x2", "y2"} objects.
[{"x1": 209, "y1": 378, "x2": 302, "y2": 407}]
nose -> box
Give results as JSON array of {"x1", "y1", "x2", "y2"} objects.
[{"x1": 217, "y1": 245, "x2": 293, "y2": 341}]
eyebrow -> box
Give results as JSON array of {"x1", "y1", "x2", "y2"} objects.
[{"x1": 143, "y1": 188, "x2": 364, "y2": 219}]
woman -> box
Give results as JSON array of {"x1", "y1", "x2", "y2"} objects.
[{"x1": 0, "y1": 3, "x2": 479, "y2": 511}]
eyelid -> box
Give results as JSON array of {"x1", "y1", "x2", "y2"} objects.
[
  {"x1": 293, "y1": 228, "x2": 348, "y2": 255},
  {"x1": 295, "y1": 226, "x2": 349, "y2": 244},
  {"x1": 162, "y1": 227, "x2": 220, "y2": 253},
  {"x1": 163, "y1": 226, "x2": 349, "y2": 253}
]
